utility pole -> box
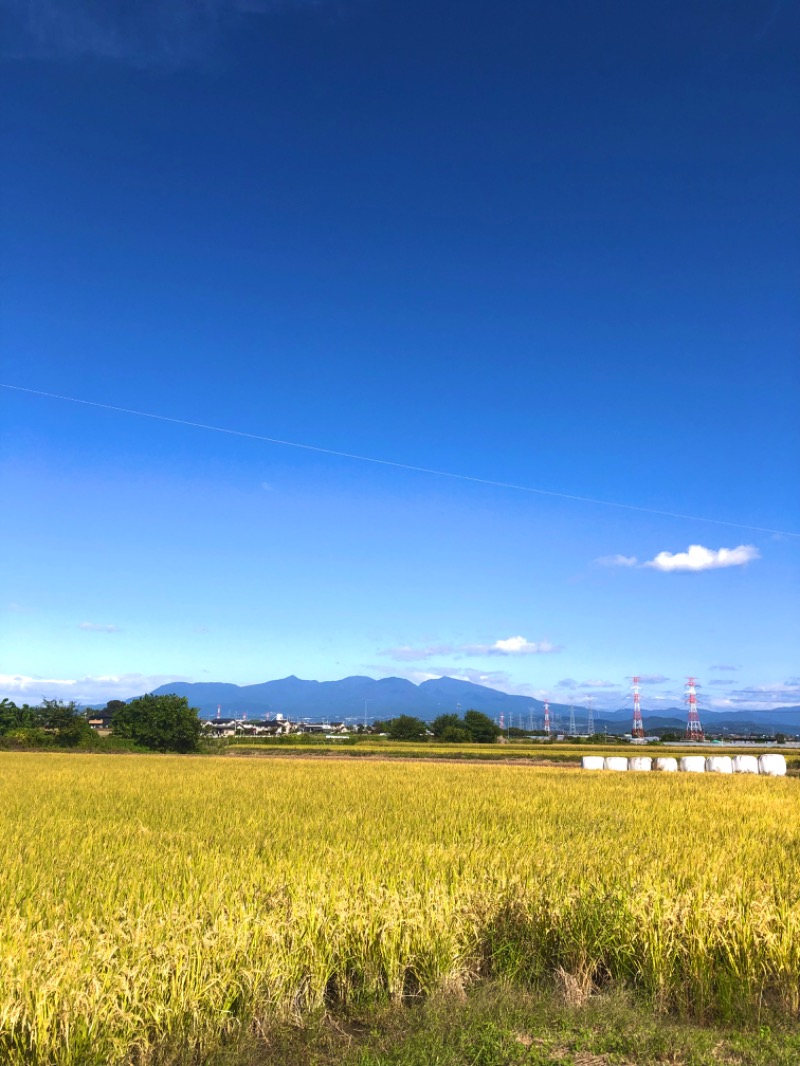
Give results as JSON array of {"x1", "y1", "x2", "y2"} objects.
[
  {"x1": 684, "y1": 678, "x2": 704, "y2": 741},
  {"x1": 631, "y1": 676, "x2": 645, "y2": 738}
]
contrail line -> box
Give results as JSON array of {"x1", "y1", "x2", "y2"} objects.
[{"x1": 2, "y1": 382, "x2": 797, "y2": 537}]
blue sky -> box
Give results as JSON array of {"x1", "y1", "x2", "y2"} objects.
[{"x1": 1, "y1": 0, "x2": 798, "y2": 712}]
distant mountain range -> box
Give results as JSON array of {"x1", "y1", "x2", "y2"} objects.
[{"x1": 139, "y1": 675, "x2": 800, "y2": 735}]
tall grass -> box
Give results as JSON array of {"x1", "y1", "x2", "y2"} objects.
[{"x1": 0, "y1": 753, "x2": 797, "y2": 1063}]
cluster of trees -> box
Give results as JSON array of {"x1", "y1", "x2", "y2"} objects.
[
  {"x1": 0, "y1": 698, "x2": 96, "y2": 747},
  {"x1": 0, "y1": 694, "x2": 202, "y2": 753},
  {"x1": 372, "y1": 709, "x2": 501, "y2": 743}
]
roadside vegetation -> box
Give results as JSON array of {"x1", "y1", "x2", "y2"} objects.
[
  {"x1": 0, "y1": 694, "x2": 202, "y2": 753},
  {"x1": 1, "y1": 753, "x2": 799, "y2": 1064}
]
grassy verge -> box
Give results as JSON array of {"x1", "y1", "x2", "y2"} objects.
[{"x1": 202, "y1": 981, "x2": 800, "y2": 1066}]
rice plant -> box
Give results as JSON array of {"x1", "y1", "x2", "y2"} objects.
[{"x1": 0, "y1": 752, "x2": 797, "y2": 1064}]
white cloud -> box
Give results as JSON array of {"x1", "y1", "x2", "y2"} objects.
[
  {"x1": 644, "y1": 544, "x2": 760, "y2": 572},
  {"x1": 0, "y1": 673, "x2": 191, "y2": 705},
  {"x1": 379, "y1": 636, "x2": 561, "y2": 661},
  {"x1": 637, "y1": 674, "x2": 670, "y2": 683},
  {"x1": 78, "y1": 622, "x2": 120, "y2": 633},
  {"x1": 581, "y1": 679, "x2": 617, "y2": 689},
  {"x1": 710, "y1": 664, "x2": 739, "y2": 671},
  {"x1": 596, "y1": 554, "x2": 639, "y2": 567},
  {"x1": 463, "y1": 636, "x2": 561, "y2": 657}
]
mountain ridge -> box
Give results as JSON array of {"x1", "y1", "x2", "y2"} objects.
[{"x1": 138, "y1": 675, "x2": 800, "y2": 734}]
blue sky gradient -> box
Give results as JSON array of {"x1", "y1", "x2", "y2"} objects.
[{"x1": 1, "y1": 0, "x2": 798, "y2": 710}]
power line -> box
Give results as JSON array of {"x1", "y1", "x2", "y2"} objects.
[{"x1": 2, "y1": 382, "x2": 797, "y2": 537}]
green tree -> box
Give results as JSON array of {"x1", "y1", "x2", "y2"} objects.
[
  {"x1": 440, "y1": 725, "x2": 471, "y2": 743},
  {"x1": 431, "y1": 713, "x2": 462, "y2": 738},
  {"x1": 111, "y1": 693, "x2": 202, "y2": 753},
  {"x1": 386, "y1": 715, "x2": 428, "y2": 741},
  {"x1": 463, "y1": 709, "x2": 501, "y2": 743},
  {"x1": 0, "y1": 698, "x2": 31, "y2": 734},
  {"x1": 37, "y1": 699, "x2": 93, "y2": 746}
]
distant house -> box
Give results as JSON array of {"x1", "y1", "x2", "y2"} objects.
[
  {"x1": 297, "y1": 721, "x2": 350, "y2": 735},
  {"x1": 202, "y1": 717, "x2": 239, "y2": 737},
  {"x1": 87, "y1": 710, "x2": 114, "y2": 734},
  {"x1": 202, "y1": 716, "x2": 292, "y2": 737}
]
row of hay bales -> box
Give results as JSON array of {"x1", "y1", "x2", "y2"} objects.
[{"x1": 581, "y1": 753, "x2": 786, "y2": 775}]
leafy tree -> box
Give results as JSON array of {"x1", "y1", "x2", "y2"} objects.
[
  {"x1": 111, "y1": 693, "x2": 202, "y2": 753},
  {"x1": 463, "y1": 709, "x2": 501, "y2": 743},
  {"x1": 105, "y1": 699, "x2": 127, "y2": 717},
  {"x1": 37, "y1": 699, "x2": 93, "y2": 746},
  {"x1": 0, "y1": 698, "x2": 36, "y2": 734},
  {"x1": 440, "y1": 725, "x2": 471, "y2": 743},
  {"x1": 431, "y1": 713, "x2": 462, "y2": 738},
  {"x1": 386, "y1": 715, "x2": 428, "y2": 741}
]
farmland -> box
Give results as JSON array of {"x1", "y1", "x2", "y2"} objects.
[{"x1": 1, "y1": 752, "x2": 799, "y2": 1064}]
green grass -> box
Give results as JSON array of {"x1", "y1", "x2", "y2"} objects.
[{"x1": 205, "y1": 981, "x2": 800, "y2": 1066}]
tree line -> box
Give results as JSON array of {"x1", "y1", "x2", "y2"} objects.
[
  {"x1": 0, "y1": 694, "x2": 202, "y2": 752},
  {"x1": 371, "y1": 710, "x2": 501, "y2": 742}
]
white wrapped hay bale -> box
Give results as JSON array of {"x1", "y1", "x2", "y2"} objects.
[
  {"x1": 731, "y1": 754, "x2": 759, "y2": 774},
  {"x1": 758, "y1": 753, "x2": 787, "y2": 777},
  {"x1": 653, "y1": 757, "x2": 678, "y2": 772},
  {"x1": 679, "y1": 755, "x2": 706, "y2": 773},
  {"x1": 604, "y1": 756, "x2": 628, "y2": 771},
  {"x1": 581, "y1": 756, "x2": 605, "y2": 771},
  {"x1": 705, "y1": 755, "x2": 733, "y2": 774},
  {"x1": 628, "y1": 756, "x2": 652, "y2": 772}
]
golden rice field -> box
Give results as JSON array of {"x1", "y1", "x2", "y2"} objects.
[{"x1": 1, "y1": 751, "x2": 799, "y2": 1064}]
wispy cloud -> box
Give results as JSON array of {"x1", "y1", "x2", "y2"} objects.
[
  {"x1": 706, "y1": 681, "x2": 800, "y2": 711},
  {"x1": 637, "y1": 674, "x2": 670, "y2": 683},
  {"x1": 78, "y1": 621, "x2": 120, "y2": 633},
  {"x1": 380, "y1": 636, "x2": 561, "y2": 661},
  {"x1": 727, "y1": 682, "x2": 800, "y2": 704},
  {"x1": 370, "y1": 664, "x2": 548, "y2": 698},
  {"x1": 556, "y1": 677, "x2": 618, "y2": 690},
  {"x1": 644, "y1": 544, "x2": 760, "y2": 572},
  {"x1": 710, "y1": 664, "x2": 740, "y2": 672},
  {"x1": 378, "y1": 644, "x2": 455, "y2": 662},
  {"x1": 596, "y1": 554, "x2": 639, "y2": 567},
  {"x1": 0, "y1": 672, "x2": 191, "y2": 704},
  {"x1": 2, "y1": 0, "x2": 316, "y2": 67}
]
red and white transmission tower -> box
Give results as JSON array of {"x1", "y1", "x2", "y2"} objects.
[
  {"x1": 631, "y1": 676, "x2": 644, "y2": 738},
  {"x1": 543, "y1": 701, "x2": 551, "y2": 736},
  {"x1": 684, "y1": 677, "x2": 704, "y2": 741}
]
